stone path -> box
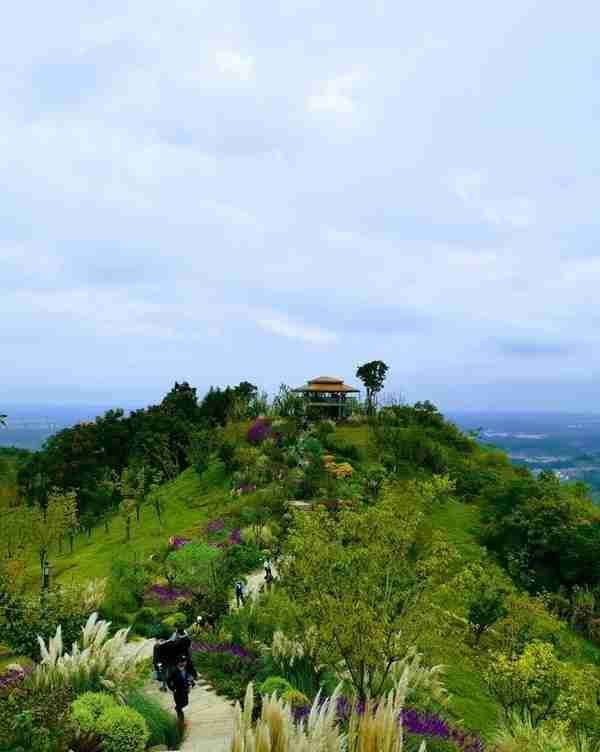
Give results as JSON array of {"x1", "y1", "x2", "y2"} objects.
[
  {"x1": 127, "y1": 566, "x2": 275, "y2": 751},
  {"x1": 125, "y1": 637, "x2": 233, "y2": 752}
]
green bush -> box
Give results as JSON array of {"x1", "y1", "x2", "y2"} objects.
[
  {"x1": 131, "y1": 607, "x2": 161, "y2": 637},
  {"x1": 166, "y1": 542, "x2": 220, "y2": 590},
  {"x1": 162, "y1": 612, "x2": 187, "y2": 631},
  {"x1": 95, "y1": 706, "x2": 149, "y2": 752},
  {"x1": 104, "y1": 558, "x2": 147, "y2": 617},
  {"x1": 71, "y1": 692, "x2": 118, "y2": 733},
  {"x1": 258, "y1": 676, "x2": 293, "y2": 697},
  {"x1": 125, "y1": 689, "x2": 182, "y2": 749}
]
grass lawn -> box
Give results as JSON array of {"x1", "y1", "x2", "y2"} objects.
[
  {"x1": 429, "y1": 498, "x2": 487, "y2": 564},
  {"x1": 24, "y1": 468, "x2": 232, "y2": 589}
]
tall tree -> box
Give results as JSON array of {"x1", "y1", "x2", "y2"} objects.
[
  {"x1": 356, "y1": 360, "x2": 389, "y2": 416},
  {"x1": 282, "y1": 481, "x2": 456, "y2": 698},
  {"x1": 30, "y1": 488, "x2": 77, "y2": 573}
]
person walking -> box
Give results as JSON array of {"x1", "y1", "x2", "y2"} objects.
[
  {"x1": 235, "y1": 580, "x2": 245, "y2": 607},
  {"x1": 264, "y1": 560, "x2": 273, "y2": 589},
  {"x1": 167, "y1": 655, "x2": 197, "y2": 724},
  {"x1": 170, "y1": 625, "x2": 187, "y2": 641},
  {"x1": 152, "y1": 636, "x2": 168, "y2": 692}
]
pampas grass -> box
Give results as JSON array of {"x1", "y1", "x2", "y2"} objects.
[
  {"x1": 231, "y1": 683, "x2": 342, "y2": 752},
  {"x1": 33, "y1": 612, "x2": 145, "y2": 697},
  {"x1": 230, "y1": 672, "x2": 423, "y2": 752}
]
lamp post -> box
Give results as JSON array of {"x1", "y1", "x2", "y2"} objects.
[{"x1": 41, "y1": 559, "x2": 50, "y2": 611}]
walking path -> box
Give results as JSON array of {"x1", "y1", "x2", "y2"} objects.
[{"x1": 128, "y1": 566, "x2": 274, "y2": 751}]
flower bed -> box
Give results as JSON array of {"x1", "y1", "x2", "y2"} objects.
[
  {"x1": 191, "y1": 642, "x2": 254, "y2": 662},
  {"x1": 0, "y1": 665, "x2": 31, "y2": 690},
  {"x1": 401, "y1": 708, "x2": 484, "y2": 752},
  {"x1": 146, "y1": 585, "x2": 193, "y2": 606},
  {"x1": 169, "y1": 536, "x2": 191, "y2": 549},
  {"x1": 191, "y1": 642, "x2": 259, "y2": 702}
]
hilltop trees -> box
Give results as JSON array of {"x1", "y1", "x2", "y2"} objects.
[
  {"x1": 282, "y1": 482, "x2": 457, "y2": 698},
  {"x1": 356, "y1": 360, "x2": 388, "y2": 416}
]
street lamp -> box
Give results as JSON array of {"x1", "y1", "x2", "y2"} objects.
[{"x1": 42, "y1": 560, "x2": 49, "y2": 592}]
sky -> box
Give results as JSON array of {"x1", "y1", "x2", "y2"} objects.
[{"x1": 2, "y1": 1, "x2": 600, "y2": 412}]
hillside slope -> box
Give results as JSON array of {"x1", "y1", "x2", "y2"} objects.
[{"x1": 24, "y1": 468, "x2": 231, "y2": 588}]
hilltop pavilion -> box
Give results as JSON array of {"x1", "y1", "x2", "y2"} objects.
[{"x1": 292, "y1": 376, "x2": 360, "y2": 420}]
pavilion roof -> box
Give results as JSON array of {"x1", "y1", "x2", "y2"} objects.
[{"x1": 292, "y1": 376, "x2": 360, "y2": 393}]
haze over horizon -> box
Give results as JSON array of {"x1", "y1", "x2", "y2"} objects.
[{"x1": 3, "y1": 2, "x2": 600, "y2": 412}]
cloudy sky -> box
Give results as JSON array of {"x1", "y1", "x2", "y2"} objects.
[{"x1": 2, "y1": 1, "x2": 600, "y2": 411}]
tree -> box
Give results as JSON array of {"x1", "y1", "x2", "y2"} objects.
[
  {"x1": 486, "y1": 642, "x2": 596, "y2": 726},
  {"x1": 356, "y1": 361, "x2": 389, "y2": 416},
  {"x1": 467, "y1": 582, "x2": 508, "y2": 643},
  {"x1": 282, "y1": 483, "x2": 457, "y2": 698},
  {"x1": 186, "y1": 427, "x2": 215, "y2": 477},
  {"x1": 30, "y1": 488, "x2": 77, "y2": 574},
  {"x1": 272, "y1": 384, "x2": 304, "y2": 419}
]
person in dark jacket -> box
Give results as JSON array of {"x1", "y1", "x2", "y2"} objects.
[
  {"x1": 167, "y1": 655, "x2": 198, "y2": 722},
  {"x1": 152, "y1": 637, "x2": 168, "y2": 691}
]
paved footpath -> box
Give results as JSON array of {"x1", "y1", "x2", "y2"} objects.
[
  {"x1": 125, "y1": 566, "x2": 275, "y2": 751},
  {"x1": 125, "y1": 638, "x2": 234, "y2": 752}
]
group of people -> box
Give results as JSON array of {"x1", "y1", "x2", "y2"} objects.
[
  {"x1": 234, "y1": 562, "x2": 275, "y2": 607},
  {"x1": 155, "y1": 561, "x2": 278, "y2": 722},
  {"x1": 153, "y1": 627, "x2": 198, "y2": 722}
]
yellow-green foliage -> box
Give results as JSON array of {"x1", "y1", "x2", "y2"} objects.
[
  {"x1": 493, "y1": 713, "x2": 596, "y2": 752},
  {"x1": 281, "y1": 689, "x2": 310, "y2": 708},
  {"x1": 241, "y1": 524, "x2": 275, "y2": 546},
  {"x1": 71, "y1": 691, "x2": 118, "y2": 732},
  {"x1": 486, "y1": 641, "x2": 599, "y2": 727},
  {"x1": 95, "y1": 705, "x2": 149, "y2": 752}
]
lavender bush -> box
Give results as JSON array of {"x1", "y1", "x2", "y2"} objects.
[
  {"x1": 247, "y1": 419, "x2": 272, "y2": 445},
  {"x1": 0, "y1": 665, "x2": 31, "y2": 690},
  {"x1": 147, "y1": 584, "x2": 193, "y2": 606}
]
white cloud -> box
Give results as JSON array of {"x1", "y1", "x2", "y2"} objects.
[
  {"x1": 447, "y1": 170, "x2": 537, "y2": 229},
  {"x1": 213, "y1": 49, "x2": 256, "y2": 82},
  {"x1": 257, "y1": 316, "x2": 340, "y2": 346},
  {"x1": 306, "y1": 69, "x2": 368, "y2": 118}
]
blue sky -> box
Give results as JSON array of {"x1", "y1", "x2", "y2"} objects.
[{"x1": 2, "y1": 1, "x2": 600, "y2": 411}]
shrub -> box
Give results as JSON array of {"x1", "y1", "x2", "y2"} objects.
[
  {"x1": 247, "y1": 419, "x2": 272, "y2": 445},
  {"x1": 281, "y1": 688, "x2": 310, "y2": 708},
  {"x1": 71, "y1": 692, "x2": 118, "y2": 733},
  {"x1": 162, "y1": 612, "x2": 188, "y2": 631},
  {"x1": 125, "y1": 689, "x2": 182, "y2": 749},
  {"x1": 104, "y1": 557, "x2": 147, "y2": 616},
  {"x1": 258, "y1": 676, "x2": 293, "y2": 697},
  {"x1": 165, "y1": 541, "x2": 220, "y2": 590},
  {"x1": 241, "y1": 524, "x2": 275, "y2": 547},
  {"x1": 95, "y1": 706, "x2": 149, "y2": 752}
]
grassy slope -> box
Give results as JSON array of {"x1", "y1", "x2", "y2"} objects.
[
  {"x1": 336, "y1": 426, "x2": 600, "y2": 737},
  {"x1": 25, "y1": 468, "x2": 231, "y2": 588}
]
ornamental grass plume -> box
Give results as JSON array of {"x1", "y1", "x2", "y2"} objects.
[
  {"x1": 493, "y1": 711, "x2": 592, "y2": 752},
  {"x1": 33, "y1": 612, "x2": 145, "y2": 698},
  {"x1": 231, "y1": 683, "x2": 342, "y2": 752},
  {"x1": 230, "y1": 679, "x2": 426, "y2": 752}
]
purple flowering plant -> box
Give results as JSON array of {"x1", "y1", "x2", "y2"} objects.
[
  {"x1": 247, "y1": 418, "x2": 272, "y2": 445},
  {"x1": 147, "y1": 584, "x2": 193, "y2": 605},
  {"x1": 169, "y1": 536, "x2": 191, "y2": 549},
  {"x1": 0, "y1": 666, "x2": 31, "y2": 690},
  {"x1": 206, "y1": 518, "x2": 225, "y2": 534},
  {"x1": 191, "y1": 641, "x2": 255, "y2": 663}
]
